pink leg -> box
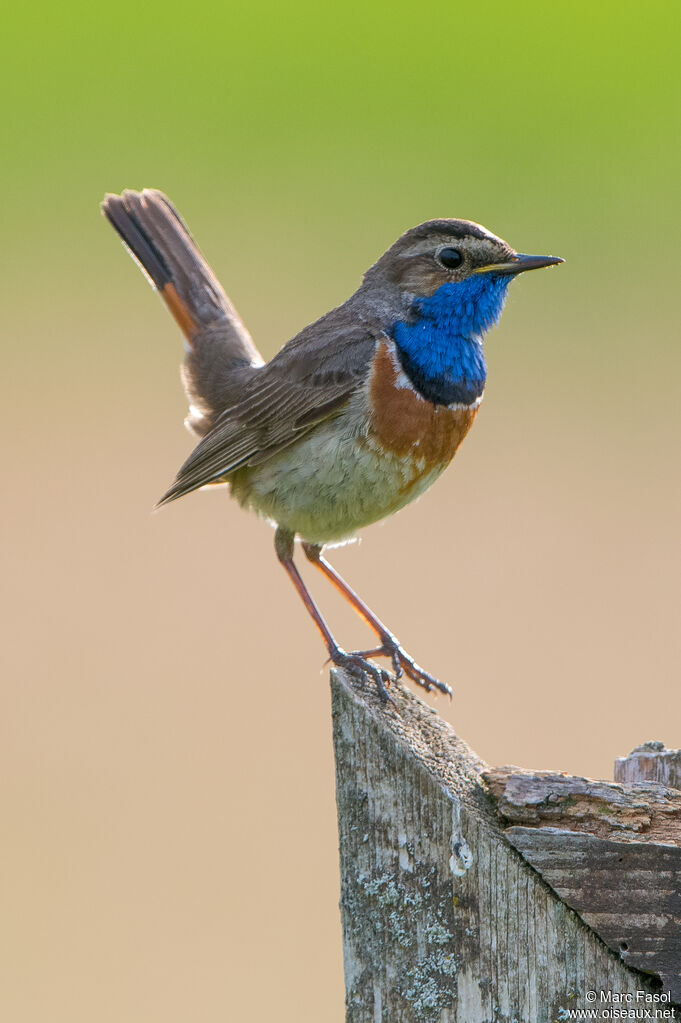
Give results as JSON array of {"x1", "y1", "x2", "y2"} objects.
[
  {"x1": 301, "y1": 542, "x2": 452, "y2": 697},
  {"x1": 275, "y1": 529, "x2": 391, "y2": 700}
]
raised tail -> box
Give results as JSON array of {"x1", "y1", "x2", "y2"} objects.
[{"x1": 102, "y1": 189, "x2": 263, "y2": 434}]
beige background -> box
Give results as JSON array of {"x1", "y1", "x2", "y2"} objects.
[{"x1": 2, "y1": 2, "x2": 680, "y2": 1020}]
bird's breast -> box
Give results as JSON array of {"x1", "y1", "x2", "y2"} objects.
[
  {"x1": 367, "y1": 339, "x2": 480, "y2": 471},
  {"x1": 228, "y1": 339, "x2": 480, "y2": 544}
]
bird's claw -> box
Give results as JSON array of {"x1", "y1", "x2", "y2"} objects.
[
  {"x1": 328, "y1": 647, "x2": 393, "y2": 702},
  {"x1": 399, "y1": 654, "x2": 452, "y2": 698},
  {"x1": 348, "y1": 645, "x2": 403, "y2": 680},
  {"x1": 352, "y1": 637, "x2": 452, "y2": 698},
  {"x1": 326, "y1": 636, "x2": 451, "y2": 701}
]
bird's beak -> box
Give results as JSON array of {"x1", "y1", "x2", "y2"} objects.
[{"x1": 472, "y1": 253, "x2": 565, "y2": 277}]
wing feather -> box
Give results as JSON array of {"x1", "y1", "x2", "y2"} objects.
[{"x1": 157, "y1": 324, "x2": 377, "y2": 506}]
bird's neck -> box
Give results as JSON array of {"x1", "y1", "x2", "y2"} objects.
[{"x1": 393, "y1": 276, "x2": 510, "y2": 406}]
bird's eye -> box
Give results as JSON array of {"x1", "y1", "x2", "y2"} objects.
[{"x1": 437, "y1": 247, "x2": 463, "y2": 270}]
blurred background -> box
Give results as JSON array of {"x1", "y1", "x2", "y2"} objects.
[{"x1": 2, "y1": 2, "x2": 680, "y2": 1019}]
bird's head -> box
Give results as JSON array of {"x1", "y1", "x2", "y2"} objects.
[{"x1": 363, "y1": 219, "x2": 563, "y2": 337}]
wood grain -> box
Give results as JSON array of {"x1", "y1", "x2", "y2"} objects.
[
  {"x1": 484, "y1": 767, "x2": 681, "y2": 844},
  {"x1": 504, "y1": 828, "x2": 681, "y2": 1001},
  {"x1": 330, "y1": 669, "x2": 656, "y2": 1022},
  {"x1": 615, "y1": 742, "x2": 681, "y2": 790},
  {"x1": 483, "y1": 762, "x2": 681, "y2": 1001}
]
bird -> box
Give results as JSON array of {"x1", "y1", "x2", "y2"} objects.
[{"x1": 102, "y1": 189, "x2": 563, "y2": 700}]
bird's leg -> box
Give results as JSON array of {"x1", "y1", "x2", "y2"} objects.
[
  {"x1": 274, "y1": 528, "x2": 391, "y2": 701},
  {"x1": 301, "y1": 542, "x2": 452, "y2": 697}
]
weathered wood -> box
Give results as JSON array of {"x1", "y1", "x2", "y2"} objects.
[
  {"x1": 615, "y1": 742, "x2": 681, "y2": 790},
  {"x1": 503, "y1": 827, "x2": 681, "y2": 1000},
  {"x1": 331, "y1": 669, "x2": 659, "y2": 1022},
  {"x1": 483, "y1": 764, "x2": 681, "y2": 1000},
  {"x1": 484, "y1": 768, "x2": 681, "y2": 844}
]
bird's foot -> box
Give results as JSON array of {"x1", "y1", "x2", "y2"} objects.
[
  {"x1": 354, "y1": 636, "x2": 452, "y2": 697},
  {"x1": 328, "y1": 647, "x2": 393, "y2": 703},
  {"x1": 398, "y1": 650, "x2": 452, "y2": 697},
  {"x1": 349, "y1": 646, "x2": 403, "y2": 680}
]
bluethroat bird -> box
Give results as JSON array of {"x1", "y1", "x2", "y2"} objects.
[{"x1": 103, "y1": 190, "x2": 563, "y2": 700}]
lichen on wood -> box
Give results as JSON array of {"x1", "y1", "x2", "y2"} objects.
[{"x1": 331, "y1": 669, "x2": 656, "y2": 1022}]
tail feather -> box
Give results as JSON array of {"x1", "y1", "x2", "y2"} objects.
[{"x1": 102, "y1": 189, "x2": 263, "y2": 434}]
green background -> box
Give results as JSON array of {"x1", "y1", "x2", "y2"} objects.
[{"x1": 3, "y1": 3, "x2": 680, "y2": 1020}]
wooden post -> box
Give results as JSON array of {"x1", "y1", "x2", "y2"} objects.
[
  {"x1": 330, "y1": 669, "x2": 675, "y2": 1022},
  {"x1": 615, "y1": 741, "x2": 681, "y2": 789}
]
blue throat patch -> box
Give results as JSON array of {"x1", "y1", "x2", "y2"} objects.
[{"x1": 393, "y1": 275, "x2": 510, "y2": 406}]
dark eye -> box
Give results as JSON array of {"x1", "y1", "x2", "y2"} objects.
[{"x1": 437, "y1": 247, "x2": 463, "y2": 270}]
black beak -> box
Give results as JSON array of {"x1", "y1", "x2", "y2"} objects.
[{"x1": 474, "y1": 253, "x2": 565, "y2": 277}]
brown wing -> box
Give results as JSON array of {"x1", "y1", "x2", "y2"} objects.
[{"x1": 157, "y1": 321, "x2": 378, "y2": 506}]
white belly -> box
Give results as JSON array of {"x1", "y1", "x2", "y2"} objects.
[{"x1": 228, "y1": 396, "x2": 446, "y2": 544}]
